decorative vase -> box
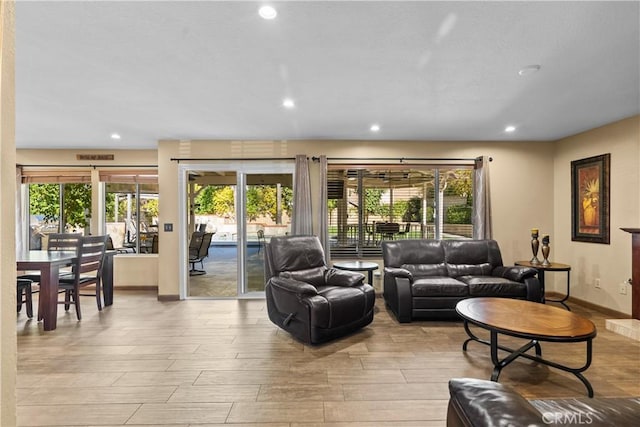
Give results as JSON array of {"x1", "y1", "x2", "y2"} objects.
[
  {"x1": 541, "y1": 235, "x2": 551, "y2": 266},
  {"x1": 530, "y1": 229, "x2": 540, "y2": 264}
]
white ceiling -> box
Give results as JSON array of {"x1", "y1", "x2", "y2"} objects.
[{"x1": 15, "y1": 0, "x2": 640, "y2": 150}]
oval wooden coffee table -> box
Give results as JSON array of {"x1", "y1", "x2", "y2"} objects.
[{"x1": 456, "y1": 297, "x2": 597, "y2": 397}]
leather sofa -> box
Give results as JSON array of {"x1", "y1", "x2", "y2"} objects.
[
  {"x1": 265, "y1": 235, "x2": 375, "y2": 345},
  {"x1": 447, "y1": 377, "x2": 640, "y2": 427},
  {"x1": 382, "y1": 239, "x2": 542, "y2": 322}
]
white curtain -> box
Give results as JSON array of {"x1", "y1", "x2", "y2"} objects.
[
  {"x1": 472, "y1": 156, "x2": 492, "y2": 240},
  {"x1": 318, "y1": 155, "x2": 330, "y2": 262},
  {"x1": 292, "y1": 154, "x2": 313, "y2": 235}
]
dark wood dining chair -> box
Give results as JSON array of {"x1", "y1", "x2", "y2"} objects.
[
  {"x1": 57, "y1": 235, "x2": 108, "y2": 320},
  {"x1": 17, "y1": 279, "x2": 34, "y2": 318},
  {"x1": 18, "y1": 233, "x2": 83, "y2": 320}
]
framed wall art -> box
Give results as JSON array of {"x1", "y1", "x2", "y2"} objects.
[{"x1": 571, "y1": 153, "x2": 610, "y2": 244}]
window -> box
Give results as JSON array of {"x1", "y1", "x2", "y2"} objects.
[
  {"x1": 327, "y1": 165, "x2": 473, "y2": 258},
  {"x1": 22, "y1": 168, "x2": 93, "y2": 249},
  {"x1": 101, "y1": 170, "x2": 158, "y2": 253}
]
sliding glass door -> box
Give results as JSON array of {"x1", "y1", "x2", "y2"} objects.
[
  {"x1": 187, "y1": 171, "x2": 238, "y2": 297},
  {"x1": 180, "y1": 162, "x2": 294, "y2": 298},
  {"x1": 244, "y1": 173, "x2": 293, "y2": 293}
]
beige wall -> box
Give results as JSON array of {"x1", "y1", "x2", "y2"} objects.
[
  {"x1": 1, "y1": 1, "x2": 16, "y2": 424},
  {"x1": 553, "y1": 116, "x2": 640, "y2": 314},
  {"x1": 16, "y1": 119, "x2": 639, "y2": 317},
  {"x1": 113, "y1": 255, "x2": 158, "y2": 288},
  {"x1": 157, "y1": 139, "x2": 556, "y2": 299}
]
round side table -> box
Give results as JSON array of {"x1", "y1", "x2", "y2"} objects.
[
  {"x1": 332, "y1": 261, "x2": 379, "y2": 285},
  {"x1": 515, "y1": 260, "x2": 571, "y2": 310}
]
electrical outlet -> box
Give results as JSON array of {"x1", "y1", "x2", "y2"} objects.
[
  {"x1": 595, "y1": 278, "x2": 601, "y2": 288},
  {"x1": 619, "y1": 283, "x2": 627, "y2": 295}
]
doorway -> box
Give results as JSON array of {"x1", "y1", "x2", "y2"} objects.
[{"x1": 179, "y1": 162, "x2": 294, "y2": 298}]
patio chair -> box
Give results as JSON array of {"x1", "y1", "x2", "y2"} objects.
[
  {"x1": 397, "y1": 222, "x2": 411, "y2": 238},
  {"x1": 257, "y1": 229, "x2": 266, "y2": 253},
  {"x1": 189, "y1": 232, "x2": 214, "y2": 275},
  {"x1": 151, "y1": 234, "x2": 159, "y2": 253},
  {"x1": 58, "y1": 235, "x2": 108, "y2": 320},
  {"x1": 106, "y1": 235, "x2": 134, "y2": 254}
]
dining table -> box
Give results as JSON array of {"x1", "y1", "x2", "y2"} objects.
[{"x1": 16, "y1": 249, "x2": 116, "y2": 331}]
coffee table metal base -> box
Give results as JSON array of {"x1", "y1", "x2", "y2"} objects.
[{"x1": 462, "y1": 320, "x2": 594, "y2": 397}]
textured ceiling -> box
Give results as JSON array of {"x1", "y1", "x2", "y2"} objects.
[{"x1": 15, "y1": 1, "x2": 640, "y2": 149}]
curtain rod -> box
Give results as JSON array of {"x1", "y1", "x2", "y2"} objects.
[
  {"x1": 17, "y1": 164, "x2": 158, "y2": 169},
  {"x1": 170, "y1": 157, "x2": 298, "y2": 162},
  {"x1": 310, "y1": 156, "x2": 492, "y2": 162}
]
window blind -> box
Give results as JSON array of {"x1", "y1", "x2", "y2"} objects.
[
  {"x1": 20, "y1": 169, "x2": 91, "y2": 184},
  {"x1": 99, "y1": 169, "x2": 158, "y2": 184}
]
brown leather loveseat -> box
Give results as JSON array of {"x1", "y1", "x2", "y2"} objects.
[{"x1": 382, "y1": 239, "x2": 542, "y2": 322}]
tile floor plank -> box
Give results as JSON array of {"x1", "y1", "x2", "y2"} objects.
[{"x1": 16, "y1": 290, "x2": 640, "y2": 427}]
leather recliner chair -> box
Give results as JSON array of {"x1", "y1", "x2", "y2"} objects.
[{"x1": 265, "y1": 235, "x2": 376, "y2": 345}]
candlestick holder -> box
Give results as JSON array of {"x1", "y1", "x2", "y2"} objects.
[
  {"x1": 541, "y1": 235, "x2": 551, "y2": 266},
  {"x1": 530, "y1": 230, "x2": 540, "y2": 264}
]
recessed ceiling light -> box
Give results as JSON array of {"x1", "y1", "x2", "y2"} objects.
[
  {"x1": 370, "y1": 124, "x2": 381, "y2": 132},
  {"x1": 282, "y1": 98, "x2": 295, "y2": 109},
  {"x1": 518, "y1": 64, "x2": 541, "y2": 76},
  {"x1": 110, "y1": 133, "x2": 121, "y2": 140},
  {"x1": 259, "y1": 5, "x2": 277, "y2": 20},
  {"x1": 505, "y1": 126, "x2": 516, "y2": 133}
]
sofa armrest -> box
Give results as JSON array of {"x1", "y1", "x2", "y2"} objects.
[
  {"x1": 492, "y1": 265, "x2": 538, "y2": 282},
  {"x1": 268, "y1": 277, "x2": 318, "y2": 297},
  {"x1": 524, "y1": 276, "x2": 543, "y2": 302},
  {"x1": 383, "y1": 275, "x2": 412, "y2": 323},
  {"x1": 447, "y1": 378, "x2": 545, "y2": 427},
  {"x1": 325, "y1": 268, "x2": 365, "y2": 286},
  {"x1": 384, "y1": 266, "x2": 413, "y2": 281}
]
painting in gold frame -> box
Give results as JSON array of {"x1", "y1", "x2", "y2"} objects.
[{"x1": 571, "y1": 153, "x2": 610, "y2": 244}]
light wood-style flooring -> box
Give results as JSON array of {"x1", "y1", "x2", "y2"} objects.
[{"x1": 16, "y1": 291, "x2": 640, "y2": 426}]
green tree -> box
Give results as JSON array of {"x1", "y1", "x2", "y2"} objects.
[
  {"x1": 327, "y1": 199, "x2": 338, "y2": 225},
  {"x1": 247, "y1": 185, "x2": 293, "y2": 222},
  {"x1": 29, "y1": 183, "x2": 92, "y2": 230},
  {"x1": 141, "y1": 198, "x2": 159, "y2": 224},
  {"x1": 246, "y1": 187, "x2": 260, "y2": 221},
  {"x1": 194, "y1": 185, "x2": 236, "y2": 218},
  {"x1": 446, "y1": 205, "x2": 472, "y2": 224},
  {"x1": 29, "y1": 184, "x2": 59, "y2": 223},
  {"x1": 105, "y1": 193, "x2": 115, "y2": 221},
  {"x1": 281, "y1": 186, "x2": 293, "y2": 218},
  {"x1": 402, "y1": 196, "x2": 422, "y2": 222},
  {"x1": 445, "y1": 169, "x2": 473, "y2": 204},
  {"x1": 392, "y1": 200, "x2": 408, "y2": 220},
  {"x1": 212, "y1": 186, "x2": 236, "y2": 219},
  {"x1": 364, "y1": 188, "x2": 384, "y2": 220}
]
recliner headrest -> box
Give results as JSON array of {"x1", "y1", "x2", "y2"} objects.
[{"x1": 268, "y1": 235, "x2": 327, "y2": 274}]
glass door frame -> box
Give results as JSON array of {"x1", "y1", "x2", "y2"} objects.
[{"x1": 178, "y1": 161, "x2": 295, "y2": 299}]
